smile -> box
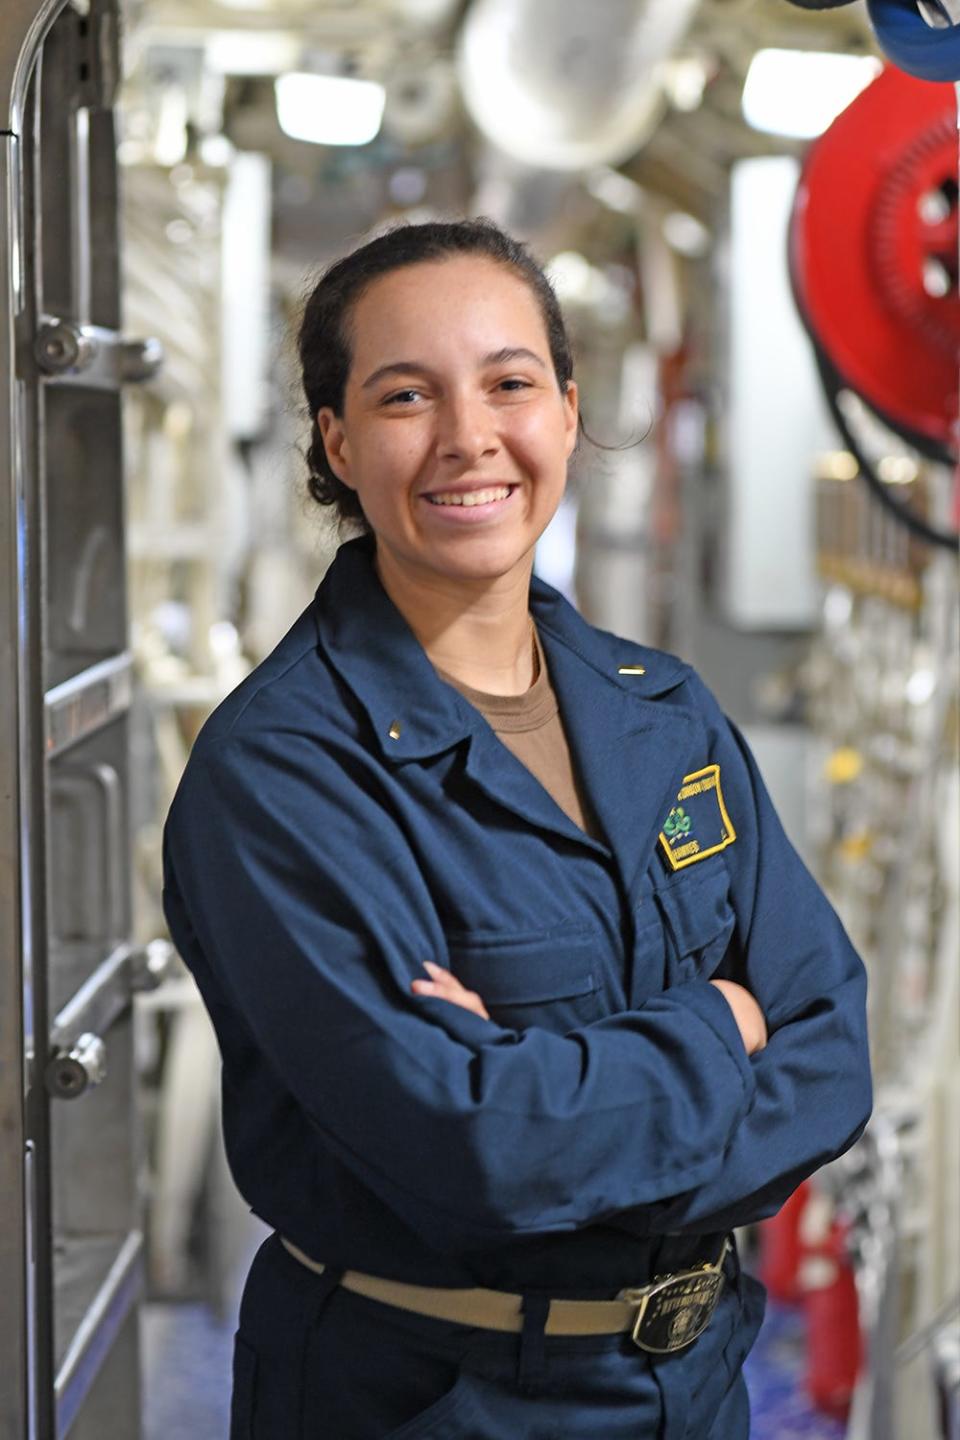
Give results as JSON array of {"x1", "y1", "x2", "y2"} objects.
[{"x1": 425, "y1": 486, "x2": 513, "y2": 507}]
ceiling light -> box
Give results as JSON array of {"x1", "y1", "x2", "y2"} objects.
[
  {"x1": 205, "y1": 32, "x2": 299, "y2": 77},
  {"x1": 742, "y1": 49, "x2": 882, "y2": 139},
  {"x1": 275, "y1": 73, "x2": 386, "y2": 147}
]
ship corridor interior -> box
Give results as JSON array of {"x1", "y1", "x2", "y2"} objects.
[{"x1": 1, "y1": 0, "x2": 958, "y2": 1437}]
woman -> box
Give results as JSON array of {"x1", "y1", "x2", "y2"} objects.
[{"x1": 162, "y1": 218, "x2": 872, "y2": 1439}]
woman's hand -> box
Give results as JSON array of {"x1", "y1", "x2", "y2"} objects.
[
  {"x1": 411, "y1": 961, "x2": 490, "y2": 1020},
  {"x1": 709, "y1": 979, "x2": 768, "y2": 1056}
]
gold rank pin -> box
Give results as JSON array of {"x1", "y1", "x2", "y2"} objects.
[{"x1": 618, "y1": 665, "x2": 646, "y2": 675}]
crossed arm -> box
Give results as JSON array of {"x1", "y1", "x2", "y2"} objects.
[{"x1": 412, "y1": 964, "x2": 770, "y2": 1056}]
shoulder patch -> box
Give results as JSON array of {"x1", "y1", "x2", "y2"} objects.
[{"x1": 659, "y1": 764, "x2": 736, "y2": 871}]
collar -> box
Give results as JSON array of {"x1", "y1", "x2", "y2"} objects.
[{"x1": 312, "y1": 532, "x2": 690, "y2": 764}]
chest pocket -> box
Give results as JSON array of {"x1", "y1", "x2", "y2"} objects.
[
  {"x1": 644, "y1": 856, "x2": 736, "y2": 993},
  {"x1": 447, "y1": 925, "x2": 605, "y2": 1034}
]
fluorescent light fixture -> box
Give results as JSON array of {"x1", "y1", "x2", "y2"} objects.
[
  {"x1": 275, "y1": 73, "x2": 386, "y2": 147},
  {"x1": 742, "y1": 49, "x2": 882, "y2": 139},
  {"x1": 206, "y1": 31, "x2": 300, "y2": 76}
]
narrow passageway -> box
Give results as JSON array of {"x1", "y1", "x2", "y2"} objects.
[{"x1": 2, "y1": 1, "x2": 957, "y2": 1436}]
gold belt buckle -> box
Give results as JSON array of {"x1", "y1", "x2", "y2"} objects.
[{"x1": 619, "y1": 1239, "x2": 731, "y2": 1354}]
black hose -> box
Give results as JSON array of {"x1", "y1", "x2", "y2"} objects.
[{"x1": 814, "y1": 349, "x2": 959, "y2": 550}]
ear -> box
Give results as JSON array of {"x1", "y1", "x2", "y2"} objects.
[
  {"x1": 317, "y1": 409, "x2": 354, "y2": 489},
  {"x1": 561, "y1": 381, "x2": 579, "y2": 459}
]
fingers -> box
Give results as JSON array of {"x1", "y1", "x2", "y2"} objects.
[
  {"x1": 411, "y1": 961, "x2": 490, "y2": 1020},
  {"x1": 411, "y1": 960, "x2": 454, "y2": 995},
  {"x1": 709, "y1": 978, "x2": 768, "y2": 1056}
]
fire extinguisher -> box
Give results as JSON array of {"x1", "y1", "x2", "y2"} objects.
[
  {"x1": 758, "y1": 1180, "x2": 811, "y2": 1304},
  {"x1": 800, "y1": 1190, "x2": 864, "y2": 1419}
]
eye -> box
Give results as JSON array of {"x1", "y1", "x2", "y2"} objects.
[
  {"x1": 382, "y1": 388, "x2": 423, "y2": 406},
  {"x1": 497, "y1": 378, "x2": 533, "y2": 393}
]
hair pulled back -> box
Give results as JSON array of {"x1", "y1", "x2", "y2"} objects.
[{"x1": 297, "y1": 218, "x2": 575, "y2": 534}]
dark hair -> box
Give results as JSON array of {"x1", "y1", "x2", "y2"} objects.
[{"x1": 297, "y1": 218, "x2": 576, "y2": 533}]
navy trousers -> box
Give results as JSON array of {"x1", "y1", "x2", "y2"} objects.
[{"x1": 230, "y1": 1235, "x2": 766, "y2": 1439}]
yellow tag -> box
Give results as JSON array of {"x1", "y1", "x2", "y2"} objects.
[
  {"x1": 825, "y1": 746, "x2": 863, "y2": 785},
  {"x1": 659, "y1": 765, "x2": 736, "y2": 871}
]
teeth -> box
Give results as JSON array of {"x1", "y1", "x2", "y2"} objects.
[{"x1": 427, "y1": 486, "x2": 511, "y2": 507}]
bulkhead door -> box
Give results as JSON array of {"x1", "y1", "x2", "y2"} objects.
[{"x1": 1, "y1": 2, "x2": 160, "y2": 1436}]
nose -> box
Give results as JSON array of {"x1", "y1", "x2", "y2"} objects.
[{"x1": 434, "y1": 389, "x2": 500, "y2": 466}]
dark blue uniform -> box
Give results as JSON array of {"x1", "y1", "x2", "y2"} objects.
[{"x1": 162, "y1": 531, "x2": 872, "y2": 1437}]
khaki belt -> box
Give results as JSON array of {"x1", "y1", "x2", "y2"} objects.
[{"x1": 280, "y1": 1235, "x2": 731, "y2": 1355}]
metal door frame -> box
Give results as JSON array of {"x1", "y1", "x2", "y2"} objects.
[
  {"x1": 1, "y1": 5, "x2": 145, "y2": 1437},
  {"x1": 1, "y1": 10, "x2": 66, "y2": 1437}
]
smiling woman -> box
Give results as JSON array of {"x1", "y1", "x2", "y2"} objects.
[
  {"x1": 161, "y1": 218, "x2": 872, "y2": 1439},
  {"x1": 300, "y1": 221, "x2": 581, "y2": 691},
  {"x1": 316, "y1": 254, "x2": 578, "y2": 595}
]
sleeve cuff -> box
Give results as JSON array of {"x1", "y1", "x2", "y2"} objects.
[{"x1": 667, "y1": 978, "x2": 757, "y2": 1106}]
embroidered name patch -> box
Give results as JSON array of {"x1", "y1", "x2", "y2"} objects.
[{"x1": 659, "y1": 765, "x2": 736, "y2": 871}]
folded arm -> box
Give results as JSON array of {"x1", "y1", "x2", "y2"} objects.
[
  {"x1": 163, "y1": 724, "x2": 758, "y2": 1257},
  {"x1": 625, "y1": 690, "x2": 872, "y2": 1234}
]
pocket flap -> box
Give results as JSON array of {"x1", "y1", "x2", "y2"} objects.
[
  {"x1": 448, "y1": 928, "x2": 598, "y2": 1006},
  {"x1": 655, "y1": 860, "x2": 734, "y2": 959}
]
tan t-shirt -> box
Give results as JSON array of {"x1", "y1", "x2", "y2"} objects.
[{"x1": 434, "y1": 622, "x2": 605, "y2": 844}]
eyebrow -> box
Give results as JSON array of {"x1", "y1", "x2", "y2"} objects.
[{"x1": 360, "y1": 347, "x2": 548, "y2": 390}]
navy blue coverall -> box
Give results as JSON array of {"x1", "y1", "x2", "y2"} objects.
[{"x1": 162, "y1": 531, "x2": 872, "y2": 1438}]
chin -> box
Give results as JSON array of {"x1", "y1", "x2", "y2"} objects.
[{"x1": 423, "y1": 534, "x2": 536, "y2": 581}]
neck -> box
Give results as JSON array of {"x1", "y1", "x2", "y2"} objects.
[{"x1": 373, "y1": 544, "x2": 537, "y2": 696}]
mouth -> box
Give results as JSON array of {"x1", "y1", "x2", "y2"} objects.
[
  {"x1": 420, "y1": 484, "x2": 519, "y2": 522},
  {"x1": 423, "y1": 484, "x2": 516, "y2": 508}
]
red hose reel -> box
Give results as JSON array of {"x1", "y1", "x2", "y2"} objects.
[{"x1": 791, "y1": 67, "x2": 958, "y2": 462}]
